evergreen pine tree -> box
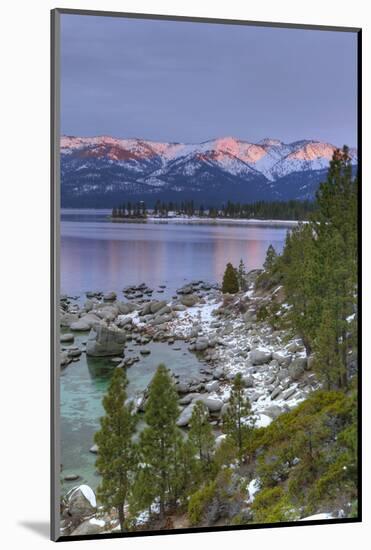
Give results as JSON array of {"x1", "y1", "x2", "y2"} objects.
[
  {"x1": 311, "y1": 147, "x2": 357, "y2": 389},
  {"x1": 222, "y1": 262, "x2": 239, "y2": 294},
  {"x1": 135, "y1": 364, "x2": 180, "y2": 517},
  {"x1": 280, "y1": 224, "x2": 319, "y2": 354},
  {"x1": 94, "y1": 368, "x2": 137, "y2": 531},
  {"x1": 170, "y1": 433, "x2": 199, "y2": 507},
  {"x1": 223, "y1": 373, "x2": 253, "y2": 462},
  {"x1": 278, "y1": 147, "x2": 357, "y2": 386},
  {"x1": 263, "y1": 244, "x2": 277, "y2": 272},
  {"x1": 189, "y1": 401, "x2": 215, "y2": 472},
  {"x1": 237, "y1": 259, "x2": 248, "y2": 291}
]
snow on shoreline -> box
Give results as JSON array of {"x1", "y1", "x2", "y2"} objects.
[
  {"x1": 164, "y1": 290, "x2": 314, "y2": 426},
  {"x1": 146, "y1": 216, "x2": 301, "y2": 226}
]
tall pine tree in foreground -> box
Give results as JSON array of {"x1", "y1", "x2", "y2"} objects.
[
  {"x1": 278, "y1": 146, "x2": 357, "y2": 389},
  {"x1": 312, "y1": 147, "x2": 357, "y2": 389},
  {"x1": 280, "y1": 223, "x2": 319, "y2": 354},
  {"x1": 222, "y1": 262, "x2": 239, "y2": 294},
  {"x1": 189, "y1": 401, "x2": 215, "y2": 472},
  {"x1": 223, "y1": 373, "x2": 254, "y2": 462},
  {"x1": 94, "y1": 368, "x2": 137, "y2": 531},
  {"x1": 134, "y1": 364, "x2": 180, "y2": 517}
]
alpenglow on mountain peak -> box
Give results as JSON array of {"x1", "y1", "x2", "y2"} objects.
[{"x1": 60, "y1": 134, "x2": 357, "y2": 208}]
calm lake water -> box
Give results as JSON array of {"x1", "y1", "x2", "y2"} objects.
[
  {"x1": 60, "y1": 209, "x2": 290, "y2": 492},
  {"x1": 61, "y1": 209, "x2": 288, "y2": 298}
]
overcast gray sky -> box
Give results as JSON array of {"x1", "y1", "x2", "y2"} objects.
[{"x1": 60, "y1": 14, "x2": 358, "y2": 147}]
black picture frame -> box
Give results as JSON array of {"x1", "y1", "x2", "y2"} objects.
[{"x1": 51, "y1": 8, "x2": 362, "y2": 542}]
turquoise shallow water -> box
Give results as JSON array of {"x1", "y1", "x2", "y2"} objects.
[{"x1": 60, "y1": 333, "x2": 202, "y2": 491}]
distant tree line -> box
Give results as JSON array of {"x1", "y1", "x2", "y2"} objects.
[
  {"x1": 112, "y1": 199, "x2": 316, "y2": 220},
  {"x1": 153, "y1": 199, "x2": 196, "y2": 216},
  {"x1": 217, "y1": 200, "x2": 316, "y2": 220},
  {"x1": 112, "y1": 202, "x2": 147, "y2": 218}
]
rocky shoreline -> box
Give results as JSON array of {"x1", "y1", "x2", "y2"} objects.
[{"x1": 59, "y1": 269, "x2": 321, "y2": 535}]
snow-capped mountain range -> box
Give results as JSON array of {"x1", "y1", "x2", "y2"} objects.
[{"x1": 60, "y1": 135, "x2": 357, "y2": 207}]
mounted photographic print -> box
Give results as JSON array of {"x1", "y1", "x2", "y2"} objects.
[{"x1": 51, "y1": 9, "x2": 361, "y2": 541}]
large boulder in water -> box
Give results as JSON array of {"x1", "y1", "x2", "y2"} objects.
[
  {"x1": 67, "y1": 485, "x2": 97, "y2": 518},
  {"x1": 86, "y1": 323, "x2": 126, "y2": 357}
]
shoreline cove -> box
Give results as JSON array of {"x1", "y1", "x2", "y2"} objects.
[{"x1": 60, "y1": 271, "x2": 321, "y2": 535}]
